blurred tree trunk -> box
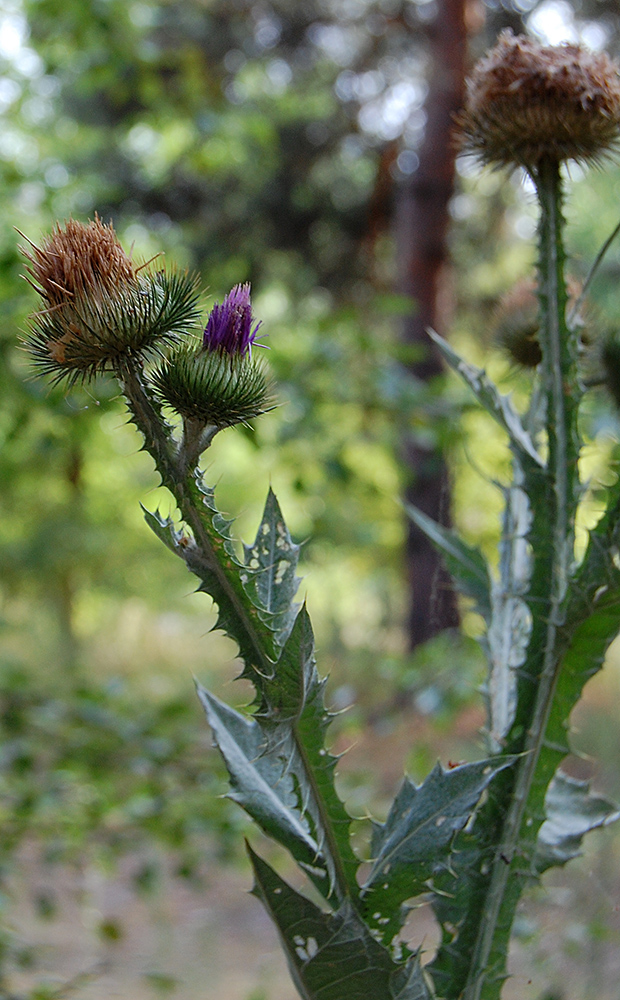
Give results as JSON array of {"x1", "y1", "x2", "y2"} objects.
[{"x1": 397, "y1": 1, "x2": 469, "y2": 649}]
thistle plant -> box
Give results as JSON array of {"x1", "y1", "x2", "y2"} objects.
[{"x1": 20, "y1": 31, "x2": 620, "y2": 1000}]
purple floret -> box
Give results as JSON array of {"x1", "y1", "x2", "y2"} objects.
[{"x1": 203, "y1": 283, "x2": 262, "y2": 358}]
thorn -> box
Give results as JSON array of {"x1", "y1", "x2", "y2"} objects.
[
  {"x1": 15, "y1": 227, "x2": 40, "y2": 250},
  {"x1": 135, "y1": 252, "x2": 165, "y2": 274},
  {"x1": 20, "y1": 275, "x2": 45, "y2": 294}
]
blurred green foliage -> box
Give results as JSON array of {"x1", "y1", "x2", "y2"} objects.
[{"x1": 0, "y1": 663, "x2": 239, "y2": 864}]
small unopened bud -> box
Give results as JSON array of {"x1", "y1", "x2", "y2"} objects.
[
  {"x1": 456, "y1": 31, "x2": 620, "y2": 170},
  {"x1": 151, "y1": 286, "x2": 274, "y2": 429},
  {"x1": 494, "y1": 275, "x2": 586, "y2": 367},
  {"x1": 22, "y1": 216, "x2": 200, "y2": 385}
]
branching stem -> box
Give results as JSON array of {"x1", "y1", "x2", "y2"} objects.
[
  {"x1": 116, "y1": 356, "x2": 276, "y2": 679},
  {"x1": 116, "y1": 356, "x2": 355, "y2": 908}
]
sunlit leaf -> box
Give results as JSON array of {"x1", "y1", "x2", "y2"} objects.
[{"x1": 427, "y1": 329, "x2": 543, "y2": 466}]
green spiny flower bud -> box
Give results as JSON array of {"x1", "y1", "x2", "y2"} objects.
[
  {"x1": 21, "y1": 216, "x2": 201, "y2": 385},
  {"x1": 150, "y1": 340, "x2": 275, "y2": 429},
  {"x1": 151, "y1": 284, "x2": 274, "y2": 430}
]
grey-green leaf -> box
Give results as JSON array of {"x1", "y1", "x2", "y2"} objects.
[
  {"x1": 428, "y1": 329, "x2": 543, "y2": 466},
  {"x1": 535, "y1": 770, "x2": 619, "y2": 872},
  {"x1": 242, "y1": 487, "x2": 301, "y2": 646},
  {"x1": 363, "y1": 758, "x2": 514, "y2": 944},
  {"x1": 405, "y1": 503, "x2": 492, "y2": 622},
  {"x1": 259, "y1": 606, "x2": 360, "y2": 900},
  {"x1": 196, "y1": 684, "x2": 326, "y2": 882},
  {"x1": 487, "y1": 476, "x2": 533, "y2": 750}
]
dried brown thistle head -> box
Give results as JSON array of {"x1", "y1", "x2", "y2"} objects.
[
  {"x1": 21, "y1": 217, "x2": 200, "y2": 385},
  {"x1": 456, "y1": 31, "x2": 620, "y2": 170},
  {"x1": 22, "y1": 215, "x2": 138, "y2": 309}
]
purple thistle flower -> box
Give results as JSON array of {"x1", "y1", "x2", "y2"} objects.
[{"x1": 203, "y1": 283, "x2": 262, "y2": 358}]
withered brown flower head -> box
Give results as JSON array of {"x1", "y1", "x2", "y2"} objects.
[
  {"x1": 21, "y1": 217, "x2": 201, "y2": 386},
  {"x1": 456, "y1": 31, "x2": 620, "y2": 170},
  {"x1": 22, "y1": 215, "x2": 138, "y2": 309}
]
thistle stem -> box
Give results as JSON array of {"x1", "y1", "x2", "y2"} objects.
[
  {"x1": 117, "y1": 357, "x2": 356, "y2": 908},
  {"x1": 463, "y1": 157, "x2": 580, "y2": 1000},
  {"x1": 116, "y1": 356, "x2": 276, "y2": 679},
  {"x1": 177, "y1": 417, "x2": 218, "y2": 474}
]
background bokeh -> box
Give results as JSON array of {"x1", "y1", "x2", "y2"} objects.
[{"x1": 1, "y1": 1, "x2": 620, "y2": 997}]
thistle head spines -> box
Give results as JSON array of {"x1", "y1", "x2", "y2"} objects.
[
  {"x1": 21, "y1": 217, "x2": 201, "y2": 386},
  {"x1": 20, "y1": 215, "x2": 138, "y2": 307},
  {"x1": 150, "y1": 339, "x2": 275, "y2": 430},
  {"x1": 456, "y1": 31, "x2": 620, "y2": 170}
]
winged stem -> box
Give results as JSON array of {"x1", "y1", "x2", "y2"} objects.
[
  {"x1": 116, "y1": 355, "x2": 276, "y2": 679},
  {"x1": 462, "y1": 157, "x2": 580, "y2": 1000}
]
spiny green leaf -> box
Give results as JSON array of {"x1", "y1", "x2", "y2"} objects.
[
  {"x1": 516, "y1": 578, "x2": 620, "y2": 879},
  {"x1": 196, "y1": 607, "x2": 358, "y2": 904},
  {"x1": 404, "y1": 503, "x2": 492, "y2": 622},
  {"x1": 535, "y1": 770, "x2": 619, "y2": 872},
  {"x1": 259, "y1": 606, "x2": 360, "y2": 900},
  {"x1": 141, "y1": 505, "x2": 186, "y2": 555},
  {"x1": 426, "y1": 824, "x2": 496, "y2": 998},
  {"x1": 143, "y1": 479, "x2": 282, "y2": 678},
  {"x1": 195, "y1": 685, "x2": 326, "y2": 885},
  {"x1": 515, "y1": 495, "x2": 620, "y2": 878},
  {"x1": 428, "y1": 329, "x2": 543, "y2": 467},
  {"x1": 362, "y1": 758, "x2": 514, "y2": 945},
  {"x1": 390, "y1": 956, "x2": 435, "y2": 1000},
  {"x1": 242, "y1": 487, "x2": 301, "y2": 647},
  {"x1": 428, "y1": 556, "x2": 620, "y2": 999},
  {"x1": 248, "y1": 846, "x2": 430, "y2": 1000}
]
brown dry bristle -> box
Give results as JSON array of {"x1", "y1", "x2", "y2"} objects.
[
  {"x1": 20, "y1": 218, "x2": 200, "y2": 386},
  {"x1": 20, "y1": 215, "x2": 137, "y2": 308},
  {"x1": 456, "y1": 31, "x2": 620, "y2": 170}
]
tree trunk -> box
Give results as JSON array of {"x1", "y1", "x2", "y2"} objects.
[{"x1": 397, "y1": 1, "x2": 468, "y2": 649}]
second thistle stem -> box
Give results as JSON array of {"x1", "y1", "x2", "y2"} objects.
[
  {"x1": 464, "y1": 158, "x2": 580, "y2": 1000},
  {"x1": 536, "y1": 155, "x2": 578, "y2": 598}
]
